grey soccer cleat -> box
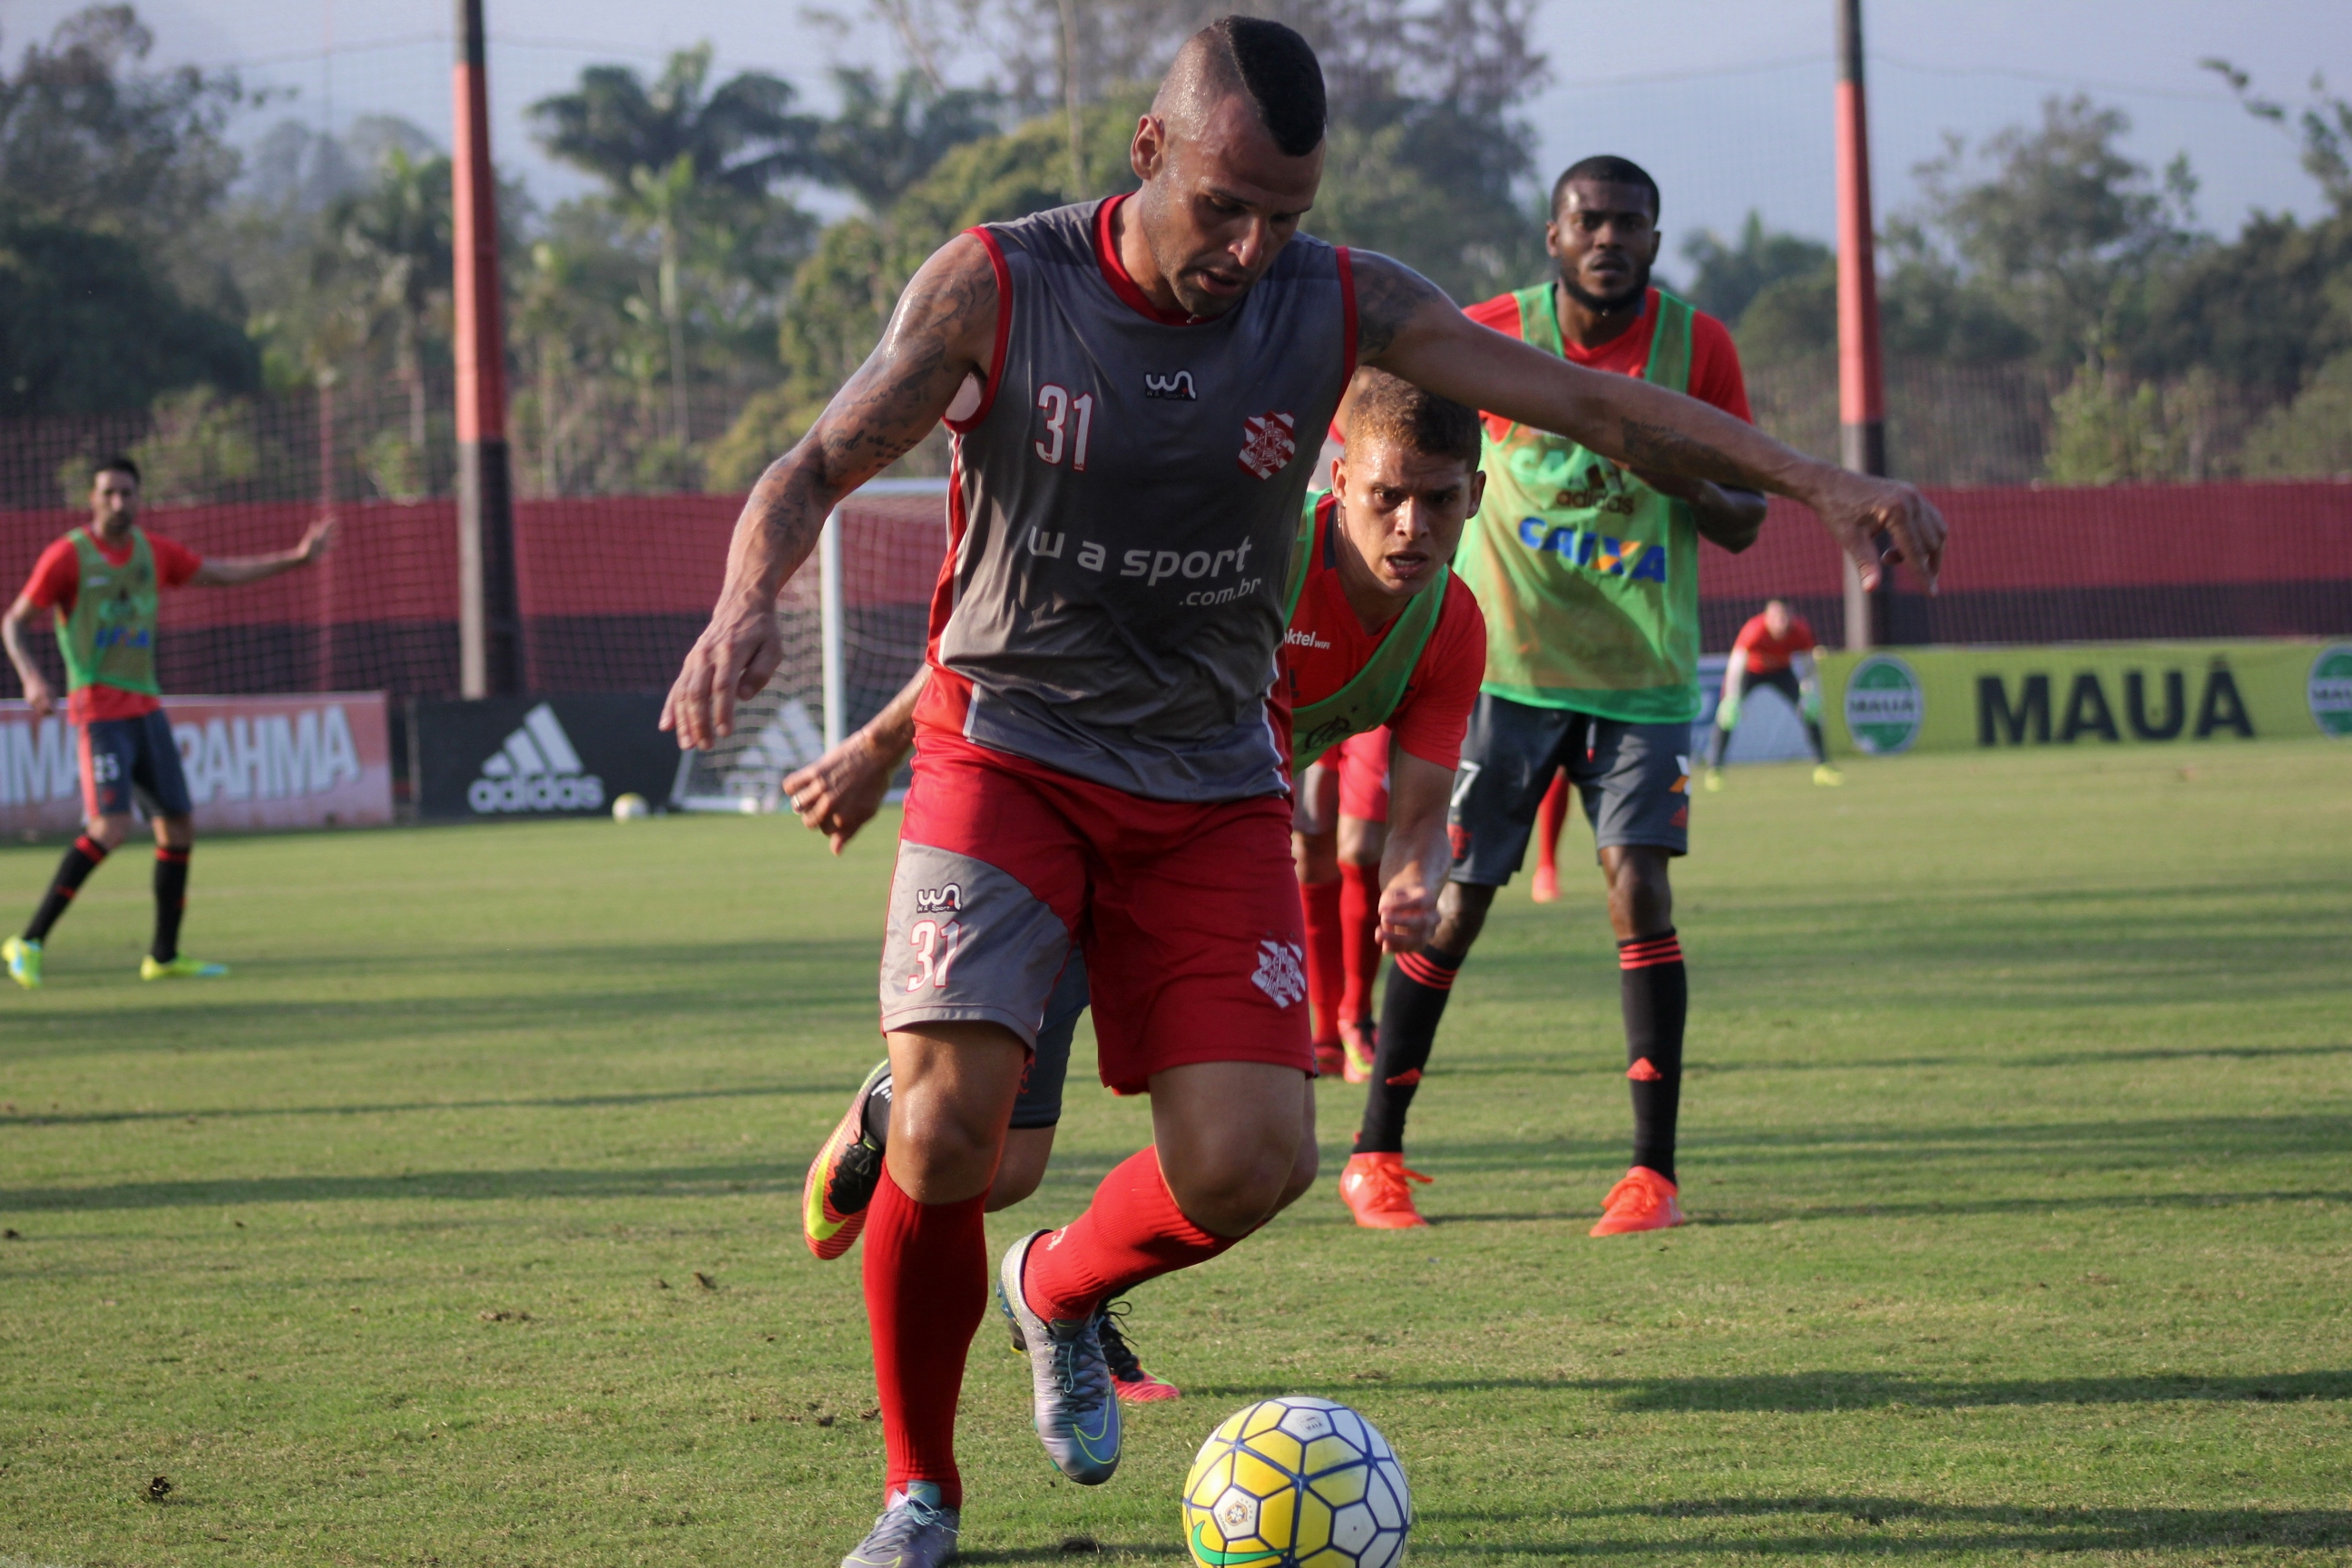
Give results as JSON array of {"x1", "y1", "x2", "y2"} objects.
[
  {"x1": 996, "y1": 1230, "x2": 1122, "y2": 1485},
  {"x1": 841, "y1": 1485, "x2": 959, "y2": 1568}
]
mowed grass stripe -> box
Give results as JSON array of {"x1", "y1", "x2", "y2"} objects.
[{"x1": 1, "y1": 740, "x2": 2346, "y2": 1564}]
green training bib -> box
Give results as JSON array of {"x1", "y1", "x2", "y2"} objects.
[
  {"x1": 1282, "y1": 491, "x2": 1448, "y2": 770},
  {"x1": 58, "y1": 527, "x2": 162, "y2": 697},
  {"x1": 1452, "y1": 286, "x2": 1704, "y2": 723}
]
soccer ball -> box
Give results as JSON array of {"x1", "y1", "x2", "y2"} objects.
[
  {"x1": 1182, "y1": 1396, "x2": 1409, "y2": 1568},
  {"x1": 611, "y1": 792, "x2": 650, "y2": 821}
]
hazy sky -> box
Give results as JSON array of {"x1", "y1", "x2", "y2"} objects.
[{"x1": 10, "y1": 0, "x2": 2345, "y2": 263}]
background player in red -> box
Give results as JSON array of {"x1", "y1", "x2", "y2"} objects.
[
  {"x1": 1295, "y1": 726, "x2": 1392, "y2": 1078},
  {"x1": 1359, "y1": 155, "x2": 1777, "y2": 1240},
  {"x1": 1703, "y1": 598, "x2": 1838, "y2": 789},
  {"x1": 664, "y1": 24, "x2": 1942, "y2": 1561},
  {"x1": 2, "y1": 456, "x2": 333, "y2": 989}
]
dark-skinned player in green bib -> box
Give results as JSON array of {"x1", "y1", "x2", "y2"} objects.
[
  {"x1": 3, "y1": 455, "x2": 333, "y2": 988},
  {"x1": 1355, "y1": 156, "x2": 1769, "y2": 1237}
]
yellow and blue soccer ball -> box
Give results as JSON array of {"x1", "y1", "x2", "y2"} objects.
[{"x1": 1182, "y1": 1396, "x2": 1409, "y2": 1568}]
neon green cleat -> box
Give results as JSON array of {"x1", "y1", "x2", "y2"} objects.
[
  {"x1": 1813, "y1": 764, "x2": 1845, "y2": 788},
  {"x1": 141, "y1": 955, "x2": 228, "y2": 981},
  {"x1": 1702, "y1": 768, "x2": 1724, "y2": 793},
  {"x1": 4, "y1": 936, "x2": 42, "y2": 990}
]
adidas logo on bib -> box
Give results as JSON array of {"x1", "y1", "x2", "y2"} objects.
[{"x1": 467, "y1": 703, "x2": 605, "y2": 813}]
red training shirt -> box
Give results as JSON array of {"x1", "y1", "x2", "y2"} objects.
[
  {"x1": 1731, "y1": 611, "x2": 1818, "y2": 675},
  {"x1": 1279, "y1": 494, "x2": 1486, "y2": 772},
  {"x1": 1463, "y1": 286, "x2": 1752, "y2": 433},
  {"x1": 19, "y1": 525, "x2": 205, "y2": 723}
]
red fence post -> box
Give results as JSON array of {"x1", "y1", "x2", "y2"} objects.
[
  {"x1": 1835, "y1": 0, "x2": 1888, "y2": 650},
  {"x1": 452, "y1": 0, "x2": 523, "y2": 696}
]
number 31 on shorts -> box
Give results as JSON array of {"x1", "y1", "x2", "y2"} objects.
[{"x1": 904, "y1": 918, "x2": 965, "y2": 993}]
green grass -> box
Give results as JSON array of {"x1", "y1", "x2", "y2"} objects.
[{"x1": 2, "y1": 740, "x2": 2348, "y2": 1566}]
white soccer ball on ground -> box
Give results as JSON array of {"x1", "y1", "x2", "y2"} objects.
[
  {"x1": 611, "y1": 792, "x2": 650, "y2": 821},
  {"x1": 1183, "y1": 1396, "x2": 1410, "y2": 1568}
]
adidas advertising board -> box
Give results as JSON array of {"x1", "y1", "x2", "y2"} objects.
[
  {"x1": 414, "y1": 694, "x2": 675, "y2": 819},
  {"x1": 0, "y1": 694, "x2": 394, "y2": 837},
  {"x1": 1817, "y1": 641, "x2": 2348, "y2": 755}
]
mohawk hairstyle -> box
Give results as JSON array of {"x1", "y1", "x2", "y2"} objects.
[
  {"x1": 1552, "y1": 154, "x2": 1661, "y2": 219},
  {"x1": 1347, "y1": 370, "x2": 1482, "y2": 467},
  {"x1": 1201, "y1": 15, "x2": 1326, "y2": 157}
]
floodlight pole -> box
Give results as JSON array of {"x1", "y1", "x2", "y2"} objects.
[
  {"x1": 453, "y1": 0, "x2": 523, "y2": 696},
  {"x1": 1834, "y1": 0, "x2": 1887, "y2": 651}
]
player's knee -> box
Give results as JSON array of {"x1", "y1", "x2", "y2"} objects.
[
  {"x1": 157, "y1": 815, "x2": 194, "y2": 849},
  {"x1": 984, "y1": 1127, "x2": 1054, "y2": 1211},
  {"x1": 1166, "y1": 1140, "x2": 1298, "y2": 1238},
  {"x1": 1272, "y1": 1132, "x2": 1319, "y2": 1213},
  {"x1": 887, "y1": 1091, "x2": 1005, "y2": 1196},
  {"x1": 86, "y1": 815, "x2": 132, "y2": 850}
]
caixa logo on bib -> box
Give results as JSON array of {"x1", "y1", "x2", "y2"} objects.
[
  {"x1": 2309, "y1": 644, "x2": 2352, "y2": 739},
  {"x1": 468, "y1": 703, "x2": 605, "y2": 813},
  {"x1": 1843, "y1": 654, "x2": 1923, "y2": 755}
]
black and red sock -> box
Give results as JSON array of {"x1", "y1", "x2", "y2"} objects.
[
  {"x1": 25, "y1": 835, "x2": 108, "y2": 943},
  {"x1": 1355, "y1": 946, "x2": 1463, "y2": 1153},
  {"x1": 151, "y1": 847, "x2": 191, "y2": 963},
  {"x1": 1619, "y1": 928, "x2": 1687, "y2": 1182}
]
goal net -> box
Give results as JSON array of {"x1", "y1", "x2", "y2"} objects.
[{"x1": 670, "y1": 480, "x2": 946, "y2": 812}]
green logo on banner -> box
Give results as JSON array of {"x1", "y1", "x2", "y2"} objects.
[
  {"x1": 1845, "y1": 654, "x2": 1923, "y2": 754},
  {"x1": 2310, "y1": 645, "x2": 2352, "y2": 739}
]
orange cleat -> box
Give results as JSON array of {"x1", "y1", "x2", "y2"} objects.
[
  {"x1": 1590, "y1": 1165, "x2": 1685, "y2": 1237},
  {"x1": 1338, "y1": 1019, "x2": 1377, "y2": 1084},
  {"x1": 1339, "y1": 1152, "x2": 1432, "y2": 1229},
  {"x1": 1314, "y1": 1042, "x2": 1346, "y2": 1078},
  {"x1": 1530, "y1": 863, "x2": 1560, "y2": 903}
]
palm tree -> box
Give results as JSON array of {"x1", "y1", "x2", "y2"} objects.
[
  {"x1": 324, "y1": 148, "x2": 453, "y2": 464},
  {"x1": 529, "y1": 45, "x2": 816, "y2": 446},
  {"x1": 807, "y1": 67, "x2": 997, "y2": 215}
]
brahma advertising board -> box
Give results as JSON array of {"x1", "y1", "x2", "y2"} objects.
[{"x1": 0, "y1": 694, "x2": 395, "y2": 835}]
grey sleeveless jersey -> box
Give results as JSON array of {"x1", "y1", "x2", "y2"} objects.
[{"x1": 933, "y1": 197, "x2": 1354, "y2": 801}]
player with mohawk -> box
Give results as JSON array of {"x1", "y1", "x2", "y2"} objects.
[{"x1": 665, "y1": 18, "x2": 1943, "y2": 1564}]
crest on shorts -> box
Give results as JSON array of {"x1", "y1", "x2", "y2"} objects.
[
  {"x1": 1237, "y1": 411, "x2": 1297, "y2": 480},
  {"x1": 1250, "y1": 937, "x2": 1308, "y2": 1007}
]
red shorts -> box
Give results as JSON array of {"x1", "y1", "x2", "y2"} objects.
[
  {"x1": 1338, "y1": 728, "x2": 1389, "y2": 823},
  {"x1": 882, "y1": 730, "x2": 1312, "y2": 1095}
]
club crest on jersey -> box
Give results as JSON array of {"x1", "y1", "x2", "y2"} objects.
[
  {"x1": 1237, "y1": 411, "x2": 1297, "y2": 480},
  {"x1": 1144, "y1": 370, "x2": 1196, "y2": 400},
  {"x1": 914, "y1": 884, "x2": 963, "y2": 914},
  {"x1": 1250, "y1": 937, "x2": 1308, "y2": 1006}
]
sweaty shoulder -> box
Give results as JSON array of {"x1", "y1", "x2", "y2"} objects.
[{"x1": 1687, "y1": 307, "x2": 1752, "y2": 423}]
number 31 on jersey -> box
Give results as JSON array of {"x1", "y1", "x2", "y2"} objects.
[{"x1": 1034, "y1": 384, "x2": 1093, "y2": 471}]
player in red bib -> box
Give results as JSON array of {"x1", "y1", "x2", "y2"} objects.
[
  {"x1": 665, "y1": 22, "x2": 1940, "y2": 1563},
  {"x1": 1702, "y1": 598, "x2": 1838, "y2": 789}
]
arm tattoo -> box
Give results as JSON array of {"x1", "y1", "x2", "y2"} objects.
[
  {"x1": 1620, "y1": 418, "x2": 1756, "y2": 490},
  {"x1": 1350, "y1": 251, "x2": 1453, "y2": 362},
  {"x1": 744, "y1": 239, "x2": 995, "y2": 573}
]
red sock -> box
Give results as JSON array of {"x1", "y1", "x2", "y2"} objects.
[
  {"x1": 1338, "y1": 860, "x2": 1380, "y2": 1025},
  {"x1": 1022, "y1": 1148, "x2": 1242, "y2": 1323},
  {"x1": 1301, "y1": 877, "x2": 1343, "y2": 1046},
  {"x1": 1534, "y1": 772, "x2": 1570, "y2": 879},
  {"x1": 861, "y1": 1166, "x2": 987, "y2": 1509}
]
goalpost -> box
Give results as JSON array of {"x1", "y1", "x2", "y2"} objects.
[{"x1": 669, "y1": 478, "x2": 948, "y2": 813}]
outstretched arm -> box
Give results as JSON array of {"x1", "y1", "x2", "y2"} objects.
[
  {"x1": 2, "y1": 594, "x2": 54, "y2": 718},
  {"x1": 782, "y1": 665, "x2": 928, "y2": 854},
  {"x1": 1351, "y1": 252, "x2": 1944, "y2": 591},
  {"x1": 191, "y1": 518, "x2": 335, "y2": 585},
  {"x1": 662, "y1": 234, "x2": 1000, "y2": 750}
]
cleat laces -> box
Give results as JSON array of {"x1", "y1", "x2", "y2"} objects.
[
  {"x1": 1362, "y1": 1161, "x2": 1433, "y2": 1211},
  {"x1": 1096, "y1": 1300, "x2": 1144, "y2": 1384},
  {"x1": 848, "y1": 1495, "x2": 958, "y2": 1566}
]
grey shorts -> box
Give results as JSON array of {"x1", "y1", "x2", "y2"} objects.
[
  {"x1": 1012, "y1": 957, "x2": 1088, "y2": 1130},
  {"x1": 1449, "y1": 693, "x2": 1691, "y2": 885}
]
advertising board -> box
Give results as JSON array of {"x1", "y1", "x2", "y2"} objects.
[
  {"x1": 0, "y1": 694, "x2": 394, "y2": 836},
  {"x1": 1818, "y1": 642, "x2": 2351, "y2": 755},
  {"x1": 412, "y1": 694, "x2": 676, "y2": 819}
]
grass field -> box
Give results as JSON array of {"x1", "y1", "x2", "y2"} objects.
[{"x1": 2, "y1": 740, "x2": 2348, "y2": 1566}]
